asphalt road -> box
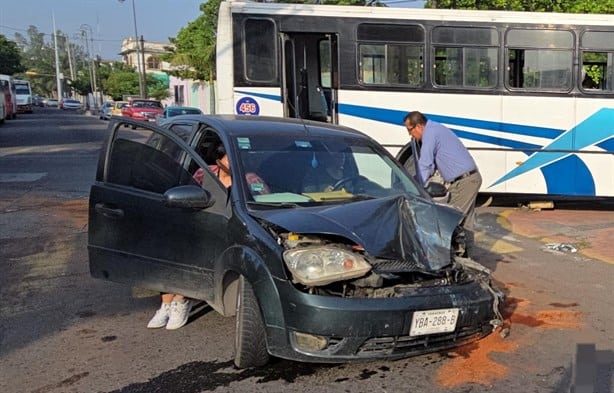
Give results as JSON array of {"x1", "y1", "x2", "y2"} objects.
[{"x1": 0, "y1": 108, "x2": 612, "y2": 393}]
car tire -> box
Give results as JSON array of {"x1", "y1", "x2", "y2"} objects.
[{"x1": 234, "y1": 275, "x2": 269, "y2": 368}]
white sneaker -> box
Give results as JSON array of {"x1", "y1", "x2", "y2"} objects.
[
  {"x1": 147, "y1": 302, "x2": 171, "y2": 329},
  {"x1": 166, "y1": 300, "x2": 192, "y2": 330}
]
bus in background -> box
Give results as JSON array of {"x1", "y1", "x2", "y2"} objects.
[
  {"x1": 0, "y1": 89, "x2": 6, "y2": 124},
  {"x1": 13, "y1": 79, "x2": 33, "y2": 114},
  {"x1": 0, "y1": 74, "x2": 17, "y2": 119},
  {"x1": 216, "y1": 1, "x2": 614, "y2": 199}
]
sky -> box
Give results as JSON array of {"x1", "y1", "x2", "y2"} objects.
[
  {"x1": 0, "y1": 0, "x2": 205, "y2": 60},
  {"x1": 0, "y1": 0, "x2": 426, "y2": 61}
]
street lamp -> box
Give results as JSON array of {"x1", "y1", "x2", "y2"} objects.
[{"x1": 119, "y1": 0, "x2": 146, "y2": 98}]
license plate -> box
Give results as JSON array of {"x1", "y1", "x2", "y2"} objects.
[{"x1": 410, "y1": 308, "x2": 459, "y2": 336}]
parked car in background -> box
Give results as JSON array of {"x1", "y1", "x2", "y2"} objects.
[
  {"x1": 111, "y1": 101, "x2": 128, "y2": 117},
  {"x1": 33, "y1": 95, "x2": 45, "y2": 107},
  {"x1": 45, "y1": 98, "x2": 59, "y2": 107},
  {"x1": 100, "y1": 101, "x2": 114, "y2": 120},
  {"x1": 121, "y1": 98, "x2": 163, "y2": 124},
  {"x1": 60, "y1": 98, "x2": 82, "y2": 110},
  {"x1": 156, "y1": 106, "x2": 203, "y2": 125},
  {"x1": 88, "y1": 114, "x2": 504, "y2": 369}
]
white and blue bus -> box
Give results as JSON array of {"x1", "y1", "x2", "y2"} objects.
[{"x1": 216, "y1": 1, "x2": 614, "y2": 198}]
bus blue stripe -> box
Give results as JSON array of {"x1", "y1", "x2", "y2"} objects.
[
  {"x1": 453, "y1": 129, "x2": 541, "y2": 151},
  {"x1": 541, "y1": 156, "x2": 595, "y2": 196},
  {"x1": 597, "y1": 137, "x2": 614, "y2": 152},
  {"x1": 339, "y1": 103, "x2": 563, "y2": 139}
]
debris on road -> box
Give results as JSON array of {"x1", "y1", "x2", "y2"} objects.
[{"x1": 543, "y1": 242, "x2": 578, "y2": 253}]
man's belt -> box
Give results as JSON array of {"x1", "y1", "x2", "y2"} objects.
[{"x1": 451, "y1": 169, "x2": 478, "y2": 183}]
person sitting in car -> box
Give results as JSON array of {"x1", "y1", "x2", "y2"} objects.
[{"x1": 302, "y1": 151, "x2": 347, "y2": 193}]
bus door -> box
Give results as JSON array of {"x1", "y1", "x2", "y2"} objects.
[{"x1": 279, "y1": 32, "x2": 338, "y2": 124}]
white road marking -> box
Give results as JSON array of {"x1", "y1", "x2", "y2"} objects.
[{"x1": 0, "y1": 173, "x2": 47, "y2": 182}]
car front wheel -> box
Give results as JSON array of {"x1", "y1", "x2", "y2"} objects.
[{"x1": 234, "y1": 275, "x2": 269, "y2": 368}]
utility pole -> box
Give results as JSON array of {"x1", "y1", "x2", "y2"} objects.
[
  {"x1": 52, "y1": 13, "x2": 63, "y2": 100},
  {"x1": 140, "y1": 35, "x2": 147, "y2": 98},
  {"x1": 89, "y1": 28, "x2": 98, "y2": 107},
  {"x1": 65, "y1": 34, "x2": 75, "y2": 97},
  {"x1": 80, "y1": 26, "x2": 94, "y2": 107},
  {"x1": 65, "y1": 35, "x2": 75, "y2": 81},
  {"x1": 119, "y1": 0, "x2": 145, "y2": 98}
]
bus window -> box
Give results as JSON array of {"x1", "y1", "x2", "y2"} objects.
[
  {"x1": 243, "y1": 19, "x2": 276, "y2": 82},
  {"x1": 432, "y1": 27, "x2": 498, "y2": 89},
  {"x1": 357, "y1": 23, "x2": 424, "y2": 87},
  {"x1": 319, "y1": 40, "x2": 331, "y2": 88},
  {"x1": 506, "y1": 29, "x2": 573, "y2": 91},
  {"x1": 360, "y1": 45, "x2": 386, "y2": 84},
  {"x1": 580, "y1": 31, "x2": 614, "y2": 92}
]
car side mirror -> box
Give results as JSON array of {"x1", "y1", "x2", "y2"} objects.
[
  {"x1": 424, "y1": 182, "x2": 448, "y2": 198},
  {"x1": 164, "y1": 185, "x2": 214, "y2": 209}
]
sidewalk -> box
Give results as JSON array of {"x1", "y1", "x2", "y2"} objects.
[{"x1": 489, "y1": 206, "x2": 614, "y2": 265}]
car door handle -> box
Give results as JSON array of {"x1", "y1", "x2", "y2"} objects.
[{"x1": 95, "y1": 203, "x2": 125, "y2": 219}]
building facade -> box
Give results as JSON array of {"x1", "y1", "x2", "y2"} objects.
[{"x1": 119, "y1": 37, "x2": 215, "y2": 113}]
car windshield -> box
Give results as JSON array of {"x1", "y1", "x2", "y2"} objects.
[
  {"x1": 168, "y1": 108, "x2": 201, "y2": 117},
  {"x1": 234, "y1": 134, "x2": 421, "y2": 206},
  {"x1": 132, "y1": 101, "x2": 162, "y2": 109}
]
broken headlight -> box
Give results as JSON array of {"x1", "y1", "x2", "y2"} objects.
[{"x1": 283, "y1": 246, "x2": 371, "y2": 286}]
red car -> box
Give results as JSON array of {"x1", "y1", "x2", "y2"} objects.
[{"x1": 121, "y1": 99, "x2": 163, "y2": 123}]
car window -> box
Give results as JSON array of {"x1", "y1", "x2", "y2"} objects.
[
  {"x1": 106, "y1": 128, "x2": 199, "y2": 194},
  {"x1": 235, "y1": 135, "x2": 421, "y2": 204}
]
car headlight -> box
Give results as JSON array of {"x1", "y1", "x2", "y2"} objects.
[{"x1": 283, "y1": 246, "x2": 371, "y2": 286}]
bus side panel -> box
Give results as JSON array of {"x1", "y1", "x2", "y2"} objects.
[
  {"x1": 574, "y1": 98, "x2": 614, "y2": 197},
  {"x1": 216, "y1": 1, "x2": 235, "y2": 114}
]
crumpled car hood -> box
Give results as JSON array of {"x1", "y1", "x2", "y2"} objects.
[{"x1": 250, "y1": 194, "x2": 464, "y2": 272}]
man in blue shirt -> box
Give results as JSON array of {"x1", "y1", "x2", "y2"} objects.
[{"x1": 404, "y1": 111, "x2": 482, "y2": 258}]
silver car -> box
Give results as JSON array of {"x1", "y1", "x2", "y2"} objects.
[
  {"x1": 60, "y1": 98, "x2": 82, "y2": 110},
  {"x1": 99, "y1": 101, "x2": 114, "y2": 120}
]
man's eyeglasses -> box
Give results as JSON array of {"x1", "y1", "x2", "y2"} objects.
[{"x1": 406, "y1": 124, "x2": 417, "y2": 132}]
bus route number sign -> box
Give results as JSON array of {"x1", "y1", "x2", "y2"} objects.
[{"x1": 236, "y1": 97, "x2": 260, "y2": 115}]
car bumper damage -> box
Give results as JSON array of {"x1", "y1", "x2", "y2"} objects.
[{"x1": 253, "y1": 195, "x2": 505, "y2": 362}]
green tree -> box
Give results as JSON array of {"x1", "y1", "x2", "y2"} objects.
[
  {"x1": 12, "y1": 26, "x2": 89, "y2": 97},
  {"x1": 0, "y1": 35, "x2": 24, "y2": 75},
  {"x1": 163, "y1": 0, "x2": 221, "y2": 112},
  {"x1": 102, "y1": 71, "x2": 141, "y2": 101},
  {"x1": 425, "y1": 0, "x2": 614, "y2": 13},
  {"x1": 164, "y1": 0, "x2": 220, "y2": 82}
]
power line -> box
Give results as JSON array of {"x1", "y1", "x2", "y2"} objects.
[{"x1": 0, "y1": 24, "x2": 124, "y2": 45}]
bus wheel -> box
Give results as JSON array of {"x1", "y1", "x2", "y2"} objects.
[
  {"x1": 234, "y1": 275, "x2": 269, "y2": 368},
  {"x1": 396, "y1": 142, "x2": 417, "y2": 178}
]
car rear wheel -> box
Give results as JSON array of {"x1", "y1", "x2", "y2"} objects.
[{"x1": 234, "y1": 275, "x2": 268, "y2": 368}]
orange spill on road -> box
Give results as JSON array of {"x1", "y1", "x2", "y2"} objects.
[
  {"x1": 435, "y1": 295, "x2": 583, "y2": 388},
  {"x1": 435, "y1": 332, "x2": 518, "y2": 388}
]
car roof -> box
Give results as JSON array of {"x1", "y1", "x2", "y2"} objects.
[
  {"x1": 164, "y1": 114, "x2": 369, "y2": 140},
  {"x1": 166, "y1": 106, "x2": 201, "y2": 110}
]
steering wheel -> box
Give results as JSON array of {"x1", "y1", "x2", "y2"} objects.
[{"x1": 332, "y1": 175, "x2": 369, "y2": 191}]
